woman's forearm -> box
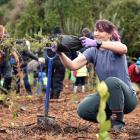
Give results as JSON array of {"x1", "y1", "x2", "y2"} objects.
[
  {"x1": 101, "y1": 41, "x2": 127, "y2": 54},
  {"x1": 59, "y1": 52, "x2": 74, "y2": 70},
  {"x1": 59, "y1": 52, "x2": 87, "y2": 70}
]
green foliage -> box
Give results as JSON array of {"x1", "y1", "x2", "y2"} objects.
[
  {"x1": 0, "y1": 10, "x2": 4, "y2": 17},
  {"x1": 103, "y1": 0, "x2": 140, "y2": 56},
  {"x1": 0, "y1": 38, "x2": 15, "y2": 47},
  {"x1": 44, "y1": 0, "x2": 75, "y2": 29},
  {"x1": 25, "y1": 34, "x2": 54, "y2": 51},
  {"x1": 0, "y1": 94, "x2": 7, "y2": 102},
  {"x1": 64, "y1": 17, "x2": 83, "y2": 35},
  {"x1": 0, "y1": 0, "x2": 10, "y2": 5},
  {"x1": 0, "y1": 38, "x2": 16, "y2": 62},
  {"x1": 1, "y1": 0, "x2": 140, "y2": 55},
  {"x1": 14, "y1": 2, "x2": 41, "y2": 38},
  {"x1": 97, "y1": 82, "x2": 111, "y2": 140}
]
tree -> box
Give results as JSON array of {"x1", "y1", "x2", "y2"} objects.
[
  {"x1": 14, "y1": 0, "x2": 45, "y2": 38},
  {"x1": 1, "y1": 0, "x2": 140, "y2": 56},
  {"x1": 0, "y1": 0, "x2": 10, "y2": 5},
  {"x1": 44, "y1": 0, "x2": 76, "y2": 31},
  {"x1": 103, "y1": 0, "x2": 140, "y2": 56}
]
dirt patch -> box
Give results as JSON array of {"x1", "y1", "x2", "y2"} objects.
[{"x1": 0, "y1": 81, "x2": 140, "y2": 140}]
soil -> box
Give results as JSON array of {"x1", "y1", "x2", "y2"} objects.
[{"x1": 0, "y1": 80, "x2": 140, "y2": 140}]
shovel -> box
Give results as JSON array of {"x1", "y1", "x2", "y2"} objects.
[{"x1": 37, "y1": 48, "x2": 57, "y2": 126}]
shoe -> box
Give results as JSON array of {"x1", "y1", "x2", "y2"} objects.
[
  {"x1": 81, "y1": 85, "x2": 85, "y2": 93},
  {"x1": 27, "y1": 91, "x2": 32, "y2": 95},
  {"x1": 111, "y1": 120, "x2": 125, "y2": 132},
  {"x1": 73, "y1": 86, "x2": 77, "y2": 93},
  {"x1": 110, "y1": 112, "x2": 125, "y2": 132}
]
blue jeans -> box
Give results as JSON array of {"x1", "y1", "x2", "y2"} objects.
[
  {"x1": 23, "y1": 66, "x2": 32, "y2": 93},
  {"x1": 77, "y1": 77, "x2": 138, "y2": 122}
]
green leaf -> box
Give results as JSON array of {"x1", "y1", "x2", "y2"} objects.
[
  {"x1": 100, "y1": 120, "x2": 111, "y2": 132},
  {"x1": 100, "y1": 101, "x2": 106, "y2": 110},
  {"x1": 97, "y1": 82, "x2": 108, "y2": 97},
  {"x1": 0, "y1": 94, "x2": 7, "y2": 101},
  {"x1": 98, "y1": 131, "x2": 111, "y2": 140},
  {"x1": 12, "y1": 111, "x2": 18, "y2": 119},
  {"x1": 97, "y1": 81, "x2": 111, "y2": 140},
  {"x1": 97, "y1": 110, "x2": 106, "y2": 123}
]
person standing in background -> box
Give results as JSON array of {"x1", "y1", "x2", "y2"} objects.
[
  {"x1": 128, "y1": 57, "x2": 140, "y2": 92},
  {"x1": 0, "y1": 25, "x2": 13, "y2": 91},
  {"x1": 44, "y1": 27, "x2": 65, "y2": 99},
  {"x1": 82, "y1": 28, "x2": 93, "y2": 39},
  {"x1": 73, "y1": 52, "x2": 88, "y2": 93}
]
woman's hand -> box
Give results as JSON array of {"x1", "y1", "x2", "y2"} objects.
[
  {"x1": 51, "y1": 44, "x2": 58, "y2": 52},
  {"x1": 80, "y1": 37, "x2": 98, "y2": 47}
]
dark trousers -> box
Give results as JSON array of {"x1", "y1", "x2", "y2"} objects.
[
  {"x1": 23, "y1": 72, "x2": 32, "y2": 93},
  {"x1": 3, "y1": 77, "x2": 12, "y2": 90},
  {"x1": 75, "y1": 77, "x2": 86, "y2": 86},
  {"x1": 50, "y1": 64, "x2": 65, "y2": 98},
  {"x1": 44, "y1": 51, "x2": 66, "y2": 98},
  {"x1": 0, "y1": 62, "x2": 12, "y2": 90},
  {"x1": 77, "y1": 77, "x2": 138, "y2": 122}
]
